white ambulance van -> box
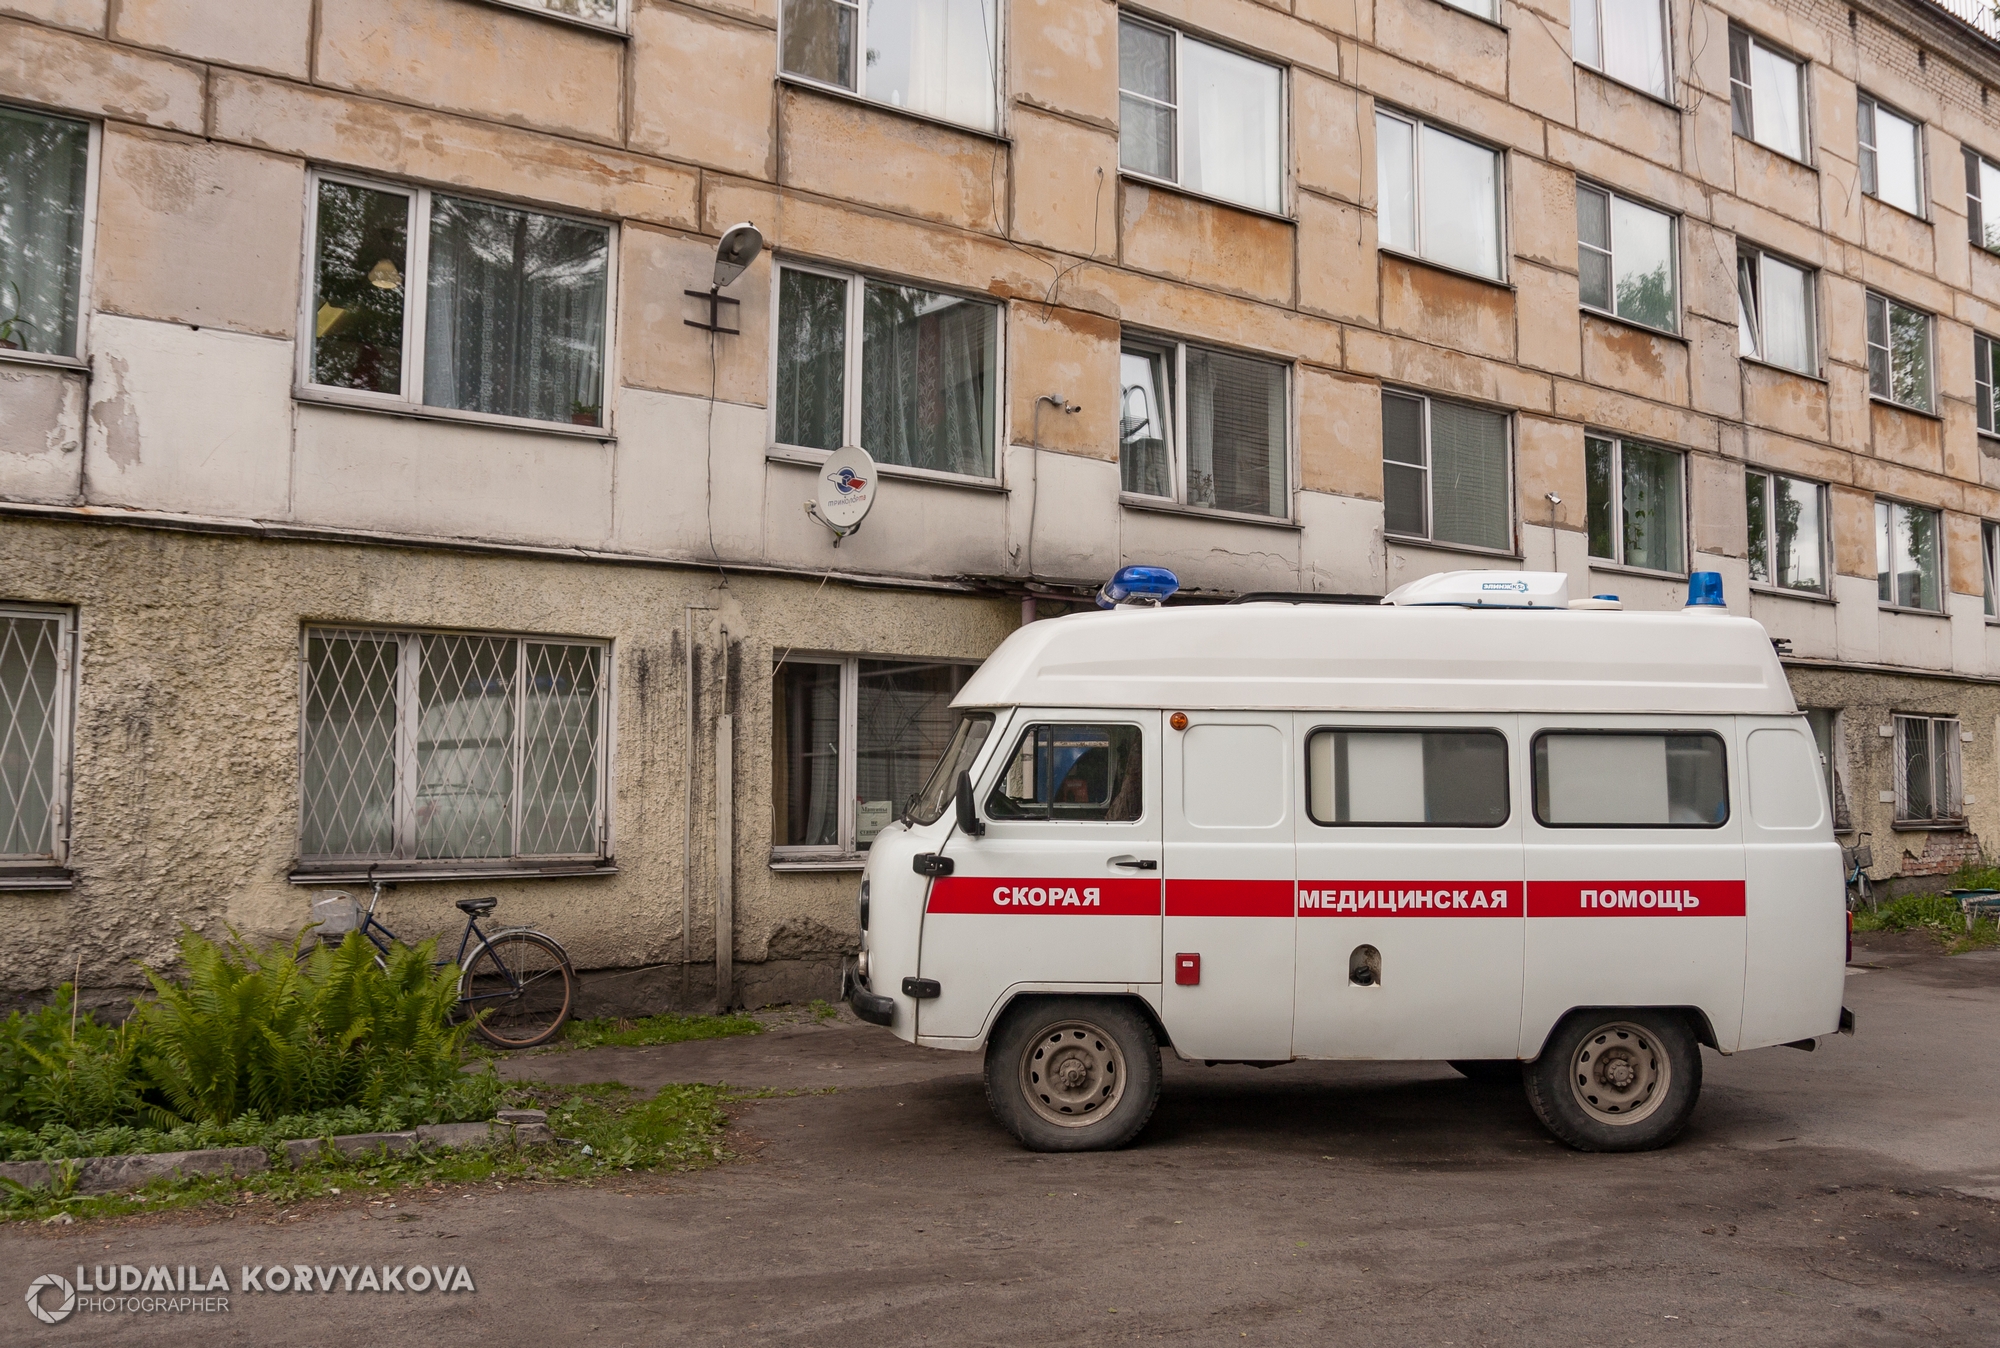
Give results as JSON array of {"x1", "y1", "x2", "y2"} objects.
[{"x1": 846, "y1": 567, "x2": 1850, "y2": 1154}]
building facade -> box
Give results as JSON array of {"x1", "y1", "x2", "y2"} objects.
[{"x1": 4, "y1": 0, "x2": 2000, "y2": 1006}]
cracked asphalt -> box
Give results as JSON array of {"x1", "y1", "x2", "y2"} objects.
[{"x1": 7, "y1": 937, "x2": 1998, "y2": 1346}]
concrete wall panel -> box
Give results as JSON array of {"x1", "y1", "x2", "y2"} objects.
[
  {"x1": 0, "y1": 362, "x2": 84, "y2": 504},
  {"x1": 620, "y1": 229, "x2": 771, "y2": 407},
  {"x1": 610, "y1": 387, "x2": 767, "y2": 561},
  {"x1": 1010, "y1": 0, "x2": 1118, "y2": 128},
  {"x1": 112, "y1": 0, "x2": 310, "y2": 78},
  {"x1": 778, "y1": 86, "x2": 1002, "y2": 235},
  {"x1": 0, "y1": 0, "x2": 105, "y2": 32},
  {"x1": 1009, "y1": 304, "x2": 1119, "y2": 462},
  {"x1": 630, "y1": 4, "x2": 775, "y2": 177},
  {"x1": 0, "y1": 14, "x2": 202, "y2": 131},
  {"x1": 1009, "y1": 107, "x2": 1119, "y2": 260},
  {"x1": 1119, "y1": 183, "x2": 1294, "y2": 307}
]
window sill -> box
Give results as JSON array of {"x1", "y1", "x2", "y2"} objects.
[
  {"x1": 294, "y1": 387, "x2": 616, "y2": 441},
  {"x1": 1118, "y1": 171, "x2": 1292, "y2": 226},
  {"x1": 1891, "y1": 818, "x2": 1966, "y2": 832},
  {"x1": 288, "y1": 860, "x2": 619, "y2": 884},
  {"x1": 1587, "y1": 560, "x2": 1689, "y2": 582},
  {"x1": 1862, "y1": 193, "x2": 1931, "y2": 226},
  {"x1": 1379, "y1": 247, "x2": 1512, "y2": 291},
  {"x1": 1866, "y1": 395, "x2": 1943, "y2": 421},
  {"x1": 1386, "y1": 533, "x2": 1522, "y2": 562},
  {"x1": 0, "y1": 348, "x2": 86, "y2": 372},
  {"x1": 777, "y1": 73, "x2": 1008, "y2": 145},
  {"x1": 1878, "y1": 604, "x2": 1949, "y2": 618},
  {"x1": 1574, "y1": 63, "x2": 1680, "y2": 113},
  {"x1": 769, "y1": 855, "x2": 868, "y2": 873},
  {"x1": 1748, "y1": 583, "x2": 1836, "y2": 605},
  {"x1": 0, "y1": 866, "x2": 74, "y2": 892},
  {"x1": 1733, "y1": 134, "x2": 1816, "y2": 173},
  {"x1": 1741, "y1": 355, "x2": 1826, "y2": 383},
  {"x1": 766, "y1": 447, "x2": 1005, "y2": 493},
  {"x1": 479, "y1": 0, "x2": 628, "y2": 36},
  {"x1": 1427, "y1": 0, "x2": 1508, "y2": 32},
  {"x1": 1120, "y1": 494, "x2": 1302, "y2": 530},
  {"x1": 1581, "y1": 307, "x2": 1685, "y2": 344}
]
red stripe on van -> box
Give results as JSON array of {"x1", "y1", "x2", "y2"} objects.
[
  {"x1": 1527, "y1": 880, "x2": 1747, "y2": 917},
  {"x1": 926, "y1": 877, "x2": 1161, "y2": 915},
  {"x1": 1296, "y1": 883, "x2": 1519, "y2": 916},
  {"x1": 1165, "y1": 879, "x2": 1296, "y2": 918}
]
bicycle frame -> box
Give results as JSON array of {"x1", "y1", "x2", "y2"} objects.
[{"x1": 336, "y1": 882, "x2": 532, "y2": 1008}]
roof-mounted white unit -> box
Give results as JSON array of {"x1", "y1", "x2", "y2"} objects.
[{"x1": 1381, "y1": 570, "x2": 1571, "y2": 609}]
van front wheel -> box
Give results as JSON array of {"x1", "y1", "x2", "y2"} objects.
[
  {"x1": 985, "y1": 998, "x2": 1162, "y2": 1152},
  {"x1": 1523, "y1": 1010, "x2": 1702, "y2": 1152}
]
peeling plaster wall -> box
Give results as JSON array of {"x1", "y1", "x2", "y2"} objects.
[{"x1": 0, "y1": 517, "x2": 1017, "y2": 1009}]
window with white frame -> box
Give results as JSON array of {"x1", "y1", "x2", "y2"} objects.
[
  {"x1": 1572, "y1": 0, "x2": 1670, "y2": 99},
  {"x1": 780, "y1": 0, "x2": 1000, "y2": 133},
  {"x1": 0, "y1": 606, "x2": 73, "y2": 869},
  {"x1": 487, "y1": 0, "x2": 624, "y2": 28},
  {"x1": 1737, "y1": 245, "x2": 1816, "y2": 374},
  {"x1": 1376, "y1": 109, "x2": 1504, "y2": 280},
  {"x1": 1983, "y1": 519, "x2": 2000, "y2": 617},
  {"x1": 774, "y1": 263, "x2": 1000, "y2": 479},
  {"x1": 1865, "y1": 292, "x2": 1932, "y2": 411},
  {"x1": 1967, "y1": 148, "x2": 2000, "y2": 253},
  {"x1": 1381, "y1": 390, "x2": 1512, "y2": 552},
  {"x1": 1745, "y1": 469, "x2": 1827, "y2": 595},
  {"x1": 1876, "y1": 498, "x2": 1943, "y2": 611},
  {"x1": 1728, "y1": 26, "x2": 1806, "y2": 160},
  {"x1": 1894, "y1": 713, "x2": 1962, "y2": 824},
  {"x1": 1976, "y1": 332, "x2": 2000, "y2": 434},
  {"x1": 1117, "y1": 16, "x2": 1283, "y2": 214},
  {"x1": 0, "y1": 103, "x2": 91, "y2": 360},
  {"x1": 303, "y1": 172, "x2": 612, "y2": 429},
  {"x1": 1577, "y1": 183, "x2": 1678, "y2": 333},
  {"x1": 1118, "y1": 336, "x2": 1288, "y2": 518},
  {"x1": 772, "y1": 656, "x2": 975, "y2": 856},
  {"x1": 298, "y1": 628, "x2": 609, "y2": 867},
  {"x1": 1802, "y1": 707, "x2": 1850, "y2": 831},
  {"x1": 1859, "y1": 94, "x2": 1924, "y2": 216},
  {"x1": 1585, "y1": 435, "x2": 1684, "y2": 573}
]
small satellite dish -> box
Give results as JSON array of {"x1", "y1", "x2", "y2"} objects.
[{"x1": 808, "y1": 445, "x2": 877, "y2": 543}]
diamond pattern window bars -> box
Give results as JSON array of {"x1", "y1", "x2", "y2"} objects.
[
  {"x1": 300, "y1": 627, "x2": 607, "y2": 865},
  {"x1": 0, "y1": 607, "x2": 72, "y2": 862}
]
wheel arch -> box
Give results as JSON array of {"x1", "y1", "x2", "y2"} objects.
[
  {"x1": 1526, "y1": 1005, "x2": 1718, "y2": 1062},
  {"x1": 990, "y1": 990, "x2": 1173, "y2": 1052}
]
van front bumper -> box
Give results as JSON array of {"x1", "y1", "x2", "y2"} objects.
[{"x1": 843, "y1": 958, "x2": 896, "y2": 1027}]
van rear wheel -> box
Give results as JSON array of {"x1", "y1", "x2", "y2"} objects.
[
  {"x1": 1523, "y1": 1010, "x2": 1702, "y2": 1152},
  {"x1": 985, "y1": 998, "x2": 1162, "y2": 1152}
]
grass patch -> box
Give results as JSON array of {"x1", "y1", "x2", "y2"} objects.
[
  {"x1": 0, "y1": 1079, "x2": 730, "y2": 1225},
  {"x1": 1851, "y1": 869, "x2": 2000, "y2": 954},
  {"x1": 556, "y1": 1011, "x2": 763, "y2": 1051}
]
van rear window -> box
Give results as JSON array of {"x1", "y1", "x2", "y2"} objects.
[
  {"x1": 1533, "y1": 731, "x2": 1728, "y2": 828},
  {"x1": 1306, "y1": 729, "x2": 1509, "y2": 827},
  {"x1": 988, "y1": 725, "x2": 1143, "y2": 822}
]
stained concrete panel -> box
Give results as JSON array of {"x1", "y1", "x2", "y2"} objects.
[{"x1": 0, "y1": 360, "x2": 85, "y2": 504}]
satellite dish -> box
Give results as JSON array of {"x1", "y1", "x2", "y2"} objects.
[{"x1": 809, "y1": 445, "x2": 877, "y2": 542}]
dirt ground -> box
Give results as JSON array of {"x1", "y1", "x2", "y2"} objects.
[{"x1": 7, "y1": 939, "x2": 1999, "y2": 1346}]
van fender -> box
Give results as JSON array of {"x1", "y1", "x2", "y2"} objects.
[
  {"x1": 1524, "y1": 1005, "x2": 1722, "y2": 1063},
  {"x1": 914, "y1": 982, "x2": 1168, "y2": 1053}
]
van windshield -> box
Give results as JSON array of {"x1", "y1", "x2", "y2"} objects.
[{"x1": 907, "y1": 713, "x2": 995, "y2": 825}]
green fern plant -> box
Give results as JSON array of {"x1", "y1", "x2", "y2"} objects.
[{"x1": 0, "y1": 987, "x2": 148, "y2": 1130}]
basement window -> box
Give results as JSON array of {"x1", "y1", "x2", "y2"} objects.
[
  {"x1": 297, "y1": 628, "x2": 610, "y2": 870},
  {"x1": 1894, "y1": 714, "x2": 1963, "y2": 826},
  {"x1": 0, "y1": 606, "x2": 74, "y2": 877}
]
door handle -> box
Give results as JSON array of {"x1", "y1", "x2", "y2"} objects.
[{"x1": 1108, "y1": 855, "x2": 1158, "y2": 870}]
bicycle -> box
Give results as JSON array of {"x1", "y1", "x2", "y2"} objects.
[
  {"x1": 304, "y1": 879, "x2": 577, "y2": 1049},
  {"x1": 1842, "y1": 834, "x2": 1874, "y2": 913}
]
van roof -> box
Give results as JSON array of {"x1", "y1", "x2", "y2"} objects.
[{"x1": 952, "y1": 603, "x2": 1797, "y2": 716}]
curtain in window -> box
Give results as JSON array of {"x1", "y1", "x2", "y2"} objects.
[
  {"x1": 423, "y1": 195, "x2": 609, "y2": 425},
  {"x1": 1375, "y1": 114, "x2": 1416, "y2": 254},
  {"x1": 1760, "y1": 255, "x2": 1812, "y2": 372},
  {"x1": 1420, "y1": 125, "x2": 1500, "y2": 278},
  {"x1": 1118, "y1": 19, "x2": 1175, "y2": 180},
  {"x1": 861, "y1": 282, "x2": 995, "y2": 477},
  {"x1": 0, "y1": 614, "x2": 62, "y2": 858},
  {"x1": 1181, "y1": 39, "x2": 1281, "y2": 213},
  {"x1": 415, "y1": 635, "x2": 517, "y2": 860},
  {"x1": 1620, "y1": 442, "x2": 1683, "y2": 572},
  {"x1": 864, "y1": 0, "x2": 999, "y2": 131},
  {"x1": 0, "y1": 106, "x2": 88, "y2": 357},
  {"x1": 312, "y1": 181, "x2": 409, "y2": 395},
  {"x1": 1748, "y1": 42, "x2": 1804, "y2": 158},
  {"x1": 854, "y1": 660, "x2": 970, "y2": 846},
  {"x1": 1979, "y1": 158, "x2": 2000, "y2": 251},
  {"x1": 781, "y1": 0, "x2": 856, "y2": 87},
  {"x1": 1871, "y1": 105, "x2": 1922, "y2": 214},
  {"x1": 776, "y1": 269, "x2": 847, "y2": 449},
  {"x1": 774, "y1": 663, "x2": 841, "y2": 848},
  {"x1": 1186, "y1": 348, "x2": 1285, "y2": 517},
  {"x1": 1428, "y1": 400, "x2": 1510, "y2": 550},
  {"x1": 1599, "y1": 0, "x2": 1668, "y2": 96}
]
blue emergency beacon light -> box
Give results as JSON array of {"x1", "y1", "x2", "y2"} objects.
[
  {"x1": 1685, "y1": 571, "x2": 1726, "y2": 607},
  {"x1": 1097, "y1": 565, "x2": 1180, "y2": 609}
]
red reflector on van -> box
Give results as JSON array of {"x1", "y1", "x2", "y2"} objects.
[{"x1": 1175, "y1": 953, "x2": 1201, "y2": 986}]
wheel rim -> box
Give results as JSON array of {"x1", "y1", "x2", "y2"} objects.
[
  {"x1": 464, "y1": 936, "x2": 571, "y2": 1046},
  {"x1": 1568, "y1": 1021, "x2": 1670, "y2": 1126},
  {"x1": 1018, "y1": 1020, "x2": 1127, "y2": 1128}
]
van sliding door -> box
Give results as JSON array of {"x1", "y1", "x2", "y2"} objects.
[{"x1": 1290, "y1": 716, "x2": 1526, "y2": 1061}]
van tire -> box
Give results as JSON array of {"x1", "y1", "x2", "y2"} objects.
[
  {"x1": 1448, "y1": 1059, "x2": 1522, "y2": 1083},
  {"x1": 984, "y1": 998, "x2": 1162, "y2": 1152},
  {"x1": 1523, "y1": 1010, "x2": 1702, "y2": 1153}
]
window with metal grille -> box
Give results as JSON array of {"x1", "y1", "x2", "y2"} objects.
[
  {"x1": 1894, "y1": 714, "x2": 1962, "y2": 825},
  {"x1": 0, "y1": 606, "x2": 73, "y2": 868},
  {"x1": 299, "y1": 628, "x2": 609, "y2": 868}
]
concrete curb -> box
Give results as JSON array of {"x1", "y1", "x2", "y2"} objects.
[{"x1": 0, "y1": 1110, "x2": 555, "y2": 1196}]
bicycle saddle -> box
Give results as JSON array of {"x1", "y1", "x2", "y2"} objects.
[{"x1": 455, "y1": 897, "x2": 498, "y2": 915}]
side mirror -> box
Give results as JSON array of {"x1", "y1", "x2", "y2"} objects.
[{"x1": 955, "y1": 770, "x2": 986, "y2": 837}]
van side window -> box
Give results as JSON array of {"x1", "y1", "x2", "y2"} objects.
[
  {"x1": 1533, "y1": 731, "x2": 1729, "y2": 827},
  {"x1": 987, "y1": 725, "x2": 1143, "y2": 822},
  {"x1": 1306, "y1": 729, "x2": 1509, "y2": 826}
]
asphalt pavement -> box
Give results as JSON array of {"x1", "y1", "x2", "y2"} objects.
[{"x1": 7, "y1": 936, "x2": 1998, "y2": 1346}]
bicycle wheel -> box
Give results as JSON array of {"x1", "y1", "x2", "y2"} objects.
[{"x1": 461, "y1": 931, "x2": 576, "y2": 1049}]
